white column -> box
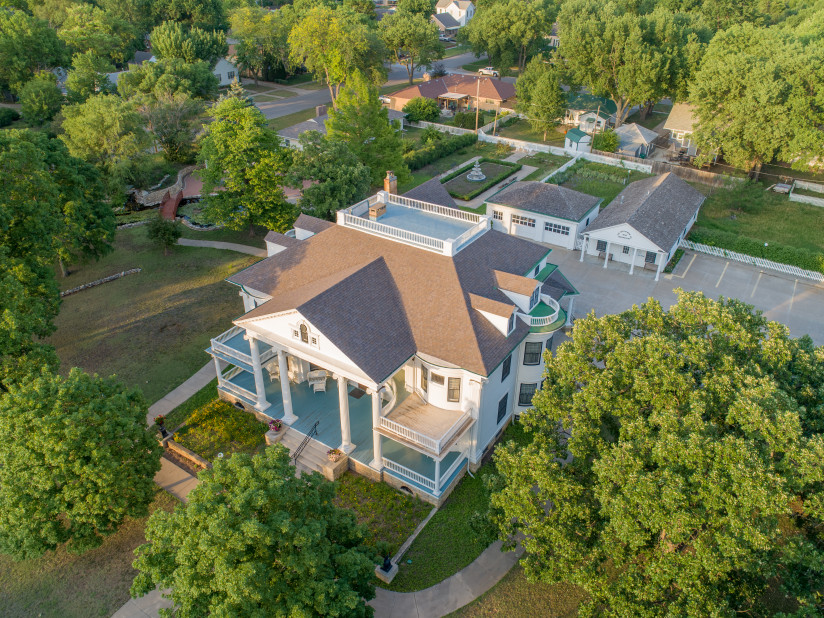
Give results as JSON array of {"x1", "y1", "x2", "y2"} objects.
[
  {"x1": 248, "y1": 336, "x2": 269, "y2": 412},
  {"x1": 655, "y1": 253, "x2": 665, "y2": 282},
  {"x1": 629, "y1": 247, "x2": 638, "y2": 275},
  {"x1": 337, "y1": 375, "x2": 354, "y2": 454},
  {"x1": 565, "y1": 297, "x2": 574, "y2": 327},
  {"x1": 579, "y1": 236, "x2": 587, "y2": 262},
  {"x1": 213, "y1": 356, "x2": 223, "y2": 387},
  {"x1": 369, "y1": 388, "x2": 383, "y2": 470},
  {"x1": 278, "y1": 350, "x2": 298, "y2": 425},
  {"x1": 603, "y1": 242, "x2": 610, "y2": 268},
  {"x1": 434, "y1": 458, "x2": 442, "y2": 497}
]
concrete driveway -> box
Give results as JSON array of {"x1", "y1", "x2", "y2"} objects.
[{"x1": 548, "y1": 247, "x2": 824, "y2": 344}]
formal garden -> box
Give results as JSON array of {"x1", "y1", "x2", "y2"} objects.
[
  {"x1": 442, "y1": 158, "x2": 522, "y2": 200},
  {"x1": 554, "y1": 159, "x2": 652, "y2": 207}
]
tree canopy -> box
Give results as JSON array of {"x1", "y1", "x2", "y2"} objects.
[
  {"x1": 150, "y1": 20, "x2": 228, "y2": 66},
  {"x1": 488, "y1": 290, "x2": 824, "y2": 616},
  {"x1": 230, "y1": 5, "x2": 297, "y2": 84},
  {"x1": 65, "y1": 51, "x2": 116, "y2": 103},
  {"x1": 19, "y1": 71, "x2": 63, "y2": 125},
  {"x1": 131, "y1": 446, "x2": 377, "y2": 617},
  {"x1": 515, "y1": 56, "x2": 566, "y2": 140},
  {"x1": 0, "y1": 368, "x2": 162, "y2": 559},
  {"x1": 379, "y1": 10, "x2": 442, "y2": 85},
  {"x1": 402, "y1": 96, "x2": 440, "y2": 122},
  {"x1": 151, "y1": 0, "x2": 228, "y2": 32},
  {"x1": 0, "y1": 9, "x2": 66, "y2": 94},
  {"x1": 118, "y1": 58, "x2": 219, "y2": 101},
  {"x1": 197, "y1": 96, "x2": 295, "y2": 233},
  {"x1": 57, "y1": 3, "x2": 137, "y2": 64},
  {"x1": 290, "y1": 132, "x2": 372, "y2": 221}
]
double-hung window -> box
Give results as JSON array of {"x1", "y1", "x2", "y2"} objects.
[
  {"x1": 493, "y1": 210, "x2": 503, "y2": 221},
  {"x1": 501, "y1": 354, "x2": 512, "y2": 381},
  {"x1": 523, "y1": 341, "x2": 542, "y2": 365},
  {"x1": 596, "y1": 240, "x2": 607, "y2": 252},
  {"x1": 497, "y1": 394, "x2": 509, "y2": 424},
  {"x1": 518, "y1": 383, "x2": 537, "y2": 406},
  {"x1": 420, "y1": 366, "x2": 428, "y2": 392},
  {"x1": 447, "y1": 377, "x2": 461, "y2": 402}
]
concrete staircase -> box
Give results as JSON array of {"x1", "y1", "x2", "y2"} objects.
[{"x1": 279, "y1": 427, "x2": 331, "y2": 476}]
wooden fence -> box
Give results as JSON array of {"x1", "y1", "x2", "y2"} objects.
[
  {"x1": 680, "y1": 240, "x2": 823, "y2": 282},
  {"x1": 651, "y1": 162, "x2": 744, "y2": 187}
]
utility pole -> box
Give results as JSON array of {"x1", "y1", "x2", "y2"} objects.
[{"x1": 474, "y1": 76, "x2": 481, "y2": 132}]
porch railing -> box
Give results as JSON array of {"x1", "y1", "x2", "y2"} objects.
[
  {"x1": 517, "y1": 294, "x2": 561, "y2": 327},
  {"x1": 379, "y1": 412, "x2": 471, "y2": 454},
  {"x1": 341, "y1": 213, "x2": 446, "y2": 254},
  {"x1": 388, "y1": 194, "x2": 485, "y2": 223},
  {"x1": 383, "y1": 457, "x2": 436, "y2": 491},
  {"x1": 219, "y1": 377, "x2": 256, "y2": 403},
  {"x1": 211, "y1": 326, "x2": 276, "y2": 366},
  {"x1": 438, "y1": 450, "x2": 468, "y2": 492}
]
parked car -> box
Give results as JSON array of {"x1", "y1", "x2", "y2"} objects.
[
  {"x1": 478, "y1": 67, "x2": 499, "y2": 77},
  {"x1": 439, "y1": 34, "x2": 452, "y2": 42},
  {"x1": 379, "y1": 95, "x2": 391, "y2": 106}
]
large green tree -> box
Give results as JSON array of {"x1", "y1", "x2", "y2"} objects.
[
  {"x1": 139, "y1": 92, "x2": 205, "y2": 163},
  {"x1": 0, "y1": 368, "x2": 162, "y2": 559},
  {"x1": 131, "y1": 446, "x2": 377, "y2": 617},
  {"x1": 380, "y1": 10, "x2": 442, "y2": 85},
  {"x1": 230, "y1": 5, "x2": 297, "y2": 84},
  {"x1": 690, "y1": 23, "x2": 824, "y2": 177},
  {"x1": 19, "y1": 71, "x2": 63, "y2": 125},
  {"x1": 150, "y1": 20, "x2": 228, "y2": 66},
  {"x1": 488, "y1": 291, "x2": 824, "y2": 616},
  {"x1": 65, "y1": 51, "x2": 116, "y2": 103},
  {"x1": 118, "y1": 58, "x2": 220, "y2": 101},
  {"x1": 290, "y1": 132, "x2": 371, "y2": 221},
  {"x1": 326, "y1": 80, "x2": 409, "y2": 185},
  {"x1": 515, "y1": 56, "x2": 566, "y2": 140},
  {"x1": 460, "y1": 0, "x2": 555, "y2": 74},
  {"x1": 197, "y1": 97, "x2": 294, "y2": 233},
  {"x1": 288, "y1": 5, "x2": 386, "y2": 107},
  {"x1": 151, "y1": 0, "x2": 228, "y2": 31},
  {"x1": 58, "y1": 3, "x2": 137, "y2": 64},
  {"x1": 0, "y1": 10, "x2": 65, "y2": 94}
]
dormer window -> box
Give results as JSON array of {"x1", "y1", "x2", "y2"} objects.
[
  {"x1": 300, "y1": 324, "x2": 309, "y2": 343},
  {"x1": 529, "y1": 286, "x2": 540, "y2": 310},
  {"x1": 508, "y1": 312, "x2": 515, "y2": 334}
]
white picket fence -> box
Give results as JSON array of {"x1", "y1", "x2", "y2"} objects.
[{"x1": 680, "y1": 240, "x2": 824, "y2": 282}]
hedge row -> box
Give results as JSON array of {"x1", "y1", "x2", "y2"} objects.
[
  {"x1": 443, "y1": 158, "x2": 522, "y2": 201},
  {"x1": 403, "y1": 132, "x2": 478, "y2": 170},
  {"x1": 0, "y1": 108, "x2": 20, "y2": 127},
  {"x1": 688, "y1": 228, "x2": 824, "y2": 274}
]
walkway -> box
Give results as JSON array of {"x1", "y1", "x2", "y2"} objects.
[{"x1": 176, "y1": 237, "x2": 267, "y2": 257}]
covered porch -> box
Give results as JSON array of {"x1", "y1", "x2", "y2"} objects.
[
  {"x1": 208, "y1": 328, "x2": 471, "y2": 498},
  {"x1": 437, "y1": 92, "x2": 470, "y2": 113}
]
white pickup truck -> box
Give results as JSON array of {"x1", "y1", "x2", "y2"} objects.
[{"x1": 478, "y1": 67, "x2": 500, "y2": 77}]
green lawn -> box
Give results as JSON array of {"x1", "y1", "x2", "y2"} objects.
[
  {"x1": 441, "y1": 44, "x2": 471, "y2": 58},
  {"x1": 0, "y1": 490, "x2": 177, "y2": 618},
  {"x1": 416, "y1": 141, "x2": 501, "y2": 177},
  {"x1": 397, "y1": 172, "x2": 432, "y2": 194},
  {"x1": 496, "y1": 119, "x2": 566, "y2": 146},
  {"x1": 173, "y1": 399, "x2": 268, "y2": 461},
  {"x1": 519, "y1": 152, "x2": 573, "y2": 181},
  {"x1": 334, "y1": 472, "x2": 432, "y2": 555},
  {"x1": 622, "y1": 106, "x2": 670, "y2": 131},
  {"x1": 384, "y1": 423, "x2": 531, "y2": 592},
  {"x1": 559, "y1": 163, "x2": 652, "y2": 207},
  {"x1": 443, "y1": 160, "x2": 519, "y2": 200},
  {"x1": 692, "y1": 182, "x2": 824, "y2": 254},
  {"x1": 48, "y1": 226, "x2": 258, "y2": 404},
  {"x1": 178, "y1": 224, "x2": 268, "y2": 247},
  {"x1": 448, "y1": 565, "x2": 586, "y2": 617},
  {"x1": 380, "y1": 79, "x2": 422, "y2": 96},
  {"x1": 267, "y1": 107, "x2": 324, "y2": 132}
]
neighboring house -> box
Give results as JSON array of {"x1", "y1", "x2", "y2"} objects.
[
  {"x1": 278, "y1": 106, "x2": 406, "y2": 149},
  {"x1": 435, "y1": 0, "x2": 475, "y2": 26},
  {"x1": 663, "y1": 102, "x2": 698, "y2": 156},
  {"x1": 613, "y1": 122, "x2": 658, "y2": 158},
  {"x1": 580, "y1": 172, "x2": 705, "y2": 281},
  {"x1": 547, "y1": 22, "x2": 559, "y2": 47},
  {"x1": 388, "y1": 74, "x2": 516, "y2": 114},
  {"x1": 207, "y1": 191, "x2": 578, "y2": 506},
  {"x1": 431, "y1": 13, "x2": 460, "y2": 37},
  {"x1": 564, "y1": 127, "x2": 591, "y2": 153},
  {"x1": 487, "y1": 181, "x2": 601, "y2": 250},
  {"x1": 565, "y1": 92, "x2": 617, "y2": 130},
  {"x1": 213, "y1": 58, "x2": 239, "y2": 87}
]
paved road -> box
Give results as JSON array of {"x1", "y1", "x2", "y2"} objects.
[
  {"x1": 255, "y1": 52, "x2": 485, "y2": 119},
  {"x1": 549, "y1": 247, "x2": 824, "y2": 345}
]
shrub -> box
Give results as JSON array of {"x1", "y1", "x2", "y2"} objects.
[
  {"x1": 173, "y1": 399, "x2": 268, "y2": 460},
  {"x1": 402, "y1": 131, "x2": 478, "y2": 170},
  {"x1": 403, "y1": 96, "x2": 441, "y2": 122},
  {"x1": 495, "y1": 141, "x2": 512, "y2": 157},
  {"x1": 0, "y1": 107, "x2": 20, "y2": 127},
  {"x1": 441, "y1": 157, "x2": 522, "y2": 200},
  {"x1": 688, "y1": 228, "x2": 824, "y2": 274},
  {"x1": 147, "y1": 216, "x2": 183, "y2": 255},
  {"x1": 429, "y1": 61, "x2": 447, "y2": 78},
  {"x1": 592, "y1": 128, "x2": 619, "y2": 153},
  {"x1": 19, "y1": 72, "x2": 63, "y2": 125},
  {"x1": 453, "y1": 110, "x2": 484, "y2": 129},
  {"x1": 420, "y1": 126, "x2": 443, "y2": 144}
]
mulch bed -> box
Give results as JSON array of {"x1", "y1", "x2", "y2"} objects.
[{"x1": 162, "y1": 451, "x2": 202, "y2": 478}]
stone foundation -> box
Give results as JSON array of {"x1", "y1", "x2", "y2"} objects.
[{"x1": 321, "y1": 454, "x2": 349, "y2": 481}]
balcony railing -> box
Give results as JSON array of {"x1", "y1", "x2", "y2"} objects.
[
  {"x1": 438, "y1": 450, "x2": 468, "y2": 492},
  {"x1": 342, "y1": 213, "x2": 446, "y2": 253},
  {"x1": 383, "y1": 458, "x2": 436, "y2": 491},
  {"x1": 517, "y1": 294, "x2": 561, "y2": 327},
  {"x1": 210, "y1": 326, "x2": 276, "y2": 366},
  {"x1": 379, "y1": 411, "x2": 471, "y2": 455},
  {"x1": 388, "y1": 194, "x2": 485, "y2": 223}
]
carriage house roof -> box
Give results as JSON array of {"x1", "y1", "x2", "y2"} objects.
[
  {"x1": 229, "y1": 217, "x2": 551, "y2": 382},
  {"x1": 402, "y1": 178, "x2": 458, "y2": 209},
  {"x1": 585, "y1": 172, "x2": 706, "y2": 251},
  {"x1": 489, "y1": 181, "x2": 601, "y2": 222}
]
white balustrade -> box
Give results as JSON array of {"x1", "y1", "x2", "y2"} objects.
[
  {"x1": 219, "y1": 377, "x2": 257, "y2": 402},
  {"x1": 516, "y1": 294, "x2": 562, "y2": 327},
  {"x1": 383, "y1": 458, "x2": 436, "y2": 491},
  {"x1": 438, "y1": 451, "x2": 468, "y2": 490},
  {"x1": 379, "y1": 412, "x2": 471, "y2": 454},
  {"x1": 681, "y1": 239, "x2": 824, "y2": 282},
  {"x1": 211, "y1": 326, "x2": 276, "y2": 365},
  {"x1": 342, "y1": 213, "x2": 445, "y2": 253},
  {"x1": 388, "y1": 194, "x2": 485, "y2": 223}
]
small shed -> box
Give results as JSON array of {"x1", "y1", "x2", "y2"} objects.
[{"x1": 564, "y1": 128, "x2": 591, "y2": 153}]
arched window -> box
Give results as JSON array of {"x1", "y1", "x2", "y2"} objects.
[{"x1": 300, "y1": 324, "x2": 309, "y2": 343}]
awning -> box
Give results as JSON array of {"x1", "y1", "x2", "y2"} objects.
[{"x1": 438, "y1": 93, "x2": 469, "y2": 100}]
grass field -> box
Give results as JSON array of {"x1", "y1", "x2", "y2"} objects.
[
  {"x1": 442, "y1": 44, "x2": 472, "y2": 58},
  {"x1": 416, "y1": 141, "x2": 501, "y2": 177},
  {"x1": 623, "y1": 104, "x2": 671, "y2": 131},
  {"x1": 496, "y1": 119, "x2": 566, "y2": 146},
  {"x1": 0, "y1": 490, "x2": 177, "y2": 618},
  {"x1": 692, "y1": 182, "x2": 824, "y2": 254},
  {"x1": 49, "y1": 226, "x2": 258, "y2": 404},
  {"x1": 448, "y1": 565, "x2": 586, "y2": 617},
  {"x1": 267, "y1": 107, "x2": 323, "y2": 132},
  {"x1": 519, "y1": 152, "x2": 573, "y2": 181}
]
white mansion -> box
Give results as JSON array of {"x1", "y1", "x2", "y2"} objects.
[{"x1": 208, "y1": 188, "x2": 577, "y2": 505}]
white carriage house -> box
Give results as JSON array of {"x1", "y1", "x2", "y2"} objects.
[
  {"x1": 580, "y1": 172, "x2": 706, "y2": 281},
  {"x1": 208, "y1": 192, "x2": 578, "y2": 505},
  {"x1": 486, "y1": 181, "x2": 602, "y2": 251}
]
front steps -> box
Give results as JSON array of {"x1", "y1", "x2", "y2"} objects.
[{"x1": 278, "y1": 427, "x2": 332, "y2": 476}]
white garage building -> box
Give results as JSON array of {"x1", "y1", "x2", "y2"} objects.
[
  {"x1": 580, "y1": 172, "x2": 705, "y2": 281},
  {"x1": 486, "y1": 182, "x2": 602, "y2": 250}
]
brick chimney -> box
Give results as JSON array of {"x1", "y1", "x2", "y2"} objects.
[
  {"x1": 315, "y1": 104, "x2": 327, "y2": 117},
  {"x1": 384, "y1": 170, "x2": 398, "y2": 194}
]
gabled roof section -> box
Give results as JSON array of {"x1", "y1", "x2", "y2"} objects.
[
  {"x1": 469, "y1": 293, "x2": 514, "y2": 318},
  {"x1": 566, "y1": 92, "x2": 617, "y2": 115},
  {"x1": 401, "y1": 178, "x2": 457, "y2": 209},
  {"x1": 295, "y1": 213, "x2": 334, "y2": 235},
  {"x1": 493, "y1": 270, "x2": 540, "y2": 297},
  {"x1": 489, "y1": 181, "x2": 600, "y2": 222},
  {"x1": 664, "y1": 103, "x2": 697, "y2": 133},
  {"x1": 585, "y1": 173, "x2": 706, "y2": 251},
  {"x1": 390, "y1": 74, "x2": 515, "y2": 103},
  {"x1": 615, "y1": 122, "x2": 658, "y2": 146},
  {"x1": 432, "y1": 13, "x2": 460, "y2": 28},
  {"x1": 541, "y1": 269, "x2": 578, "y2": 301},
  {"x1": 565, "y1": 127, "x2": 588, "y2": 143},
  {"x1": 264, "y1": 231, "x2": 301, "y2": 249}
]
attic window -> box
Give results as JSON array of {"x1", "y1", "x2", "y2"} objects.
[
  {"x1": 508, "y1": 313, "x2": 515, "y2": 333},
  {"x1": 300, "y1": 324, "x2": 309, "y2": 343}
]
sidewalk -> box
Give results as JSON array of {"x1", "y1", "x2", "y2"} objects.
[
  {"x1": 177, "y1": 237, "x2": 267, "y2": 257},
  {"x1": 146, "y1": 361, "x2": 215, "y2": 424}
]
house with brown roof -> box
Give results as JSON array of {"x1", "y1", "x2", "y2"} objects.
[
  {"x1": 580, "y1": 172, "x2": 706, "y2": 280},
  {"x1": 207, "y1": 189, "x2": 578, "y2": 506},
  {"x1": 486, "y1": 181, "x2": 602, "y2": 250},
  {"x1": 387, "y1": 74, "x2": 516, "y2": 114}
]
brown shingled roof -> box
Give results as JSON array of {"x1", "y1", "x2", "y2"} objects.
[
  {"x1": 294, "y1": 213, "x2": 334, "y2": 235},
  {"x1": 390, "y1": 74, "x2": 515, "y2": 103},
  {"x1": 469, "y1": 293, "x2": 515, "y2": 318},
  {"x1": 228, "y1": 225, "x2": 552, "y2": 380},
  {"x1": 493, "y1": 270, "x2": 540, "y2": 297}
]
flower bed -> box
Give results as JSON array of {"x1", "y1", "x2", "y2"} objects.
[
  {"x1": 442, "y1": 158, "x2": 521, "y2": 200},
  {"x1": 173, "y1": 399, "x2": 268, "y2": 461}
]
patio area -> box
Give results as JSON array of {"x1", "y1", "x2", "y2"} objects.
[{"x1": 358, "y1": 202, "x2": 475, "y2": 241}]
